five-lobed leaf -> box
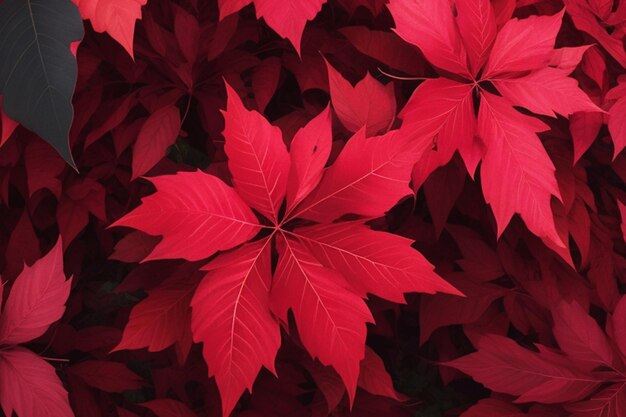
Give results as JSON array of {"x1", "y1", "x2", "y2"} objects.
[{"x1": 112, "y1": 81, "x2": 460, "y2": 416}]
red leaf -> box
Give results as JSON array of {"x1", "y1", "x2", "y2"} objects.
[
  {"x1": 24, "y1": 141, "x2": 65, "y2": 198},
  {"x1": 253, "y1": 57, "x2": 282, "y2": 112},
  {"x1": 294, "y1": 221, "x2": 461, "y2": 303},
  {"x1": 132, "y1": 105, "x2": 181, "y2": 180},
  {"x1": 69, "y1": 360, "x2": 144, "y2": 393},
  {"x1": 357, "y1": 347, "x2": 399, "y2": 400},
  {"x1": 398, "y1": 78, "x2": 477, "y2": 176},
  {"x1": 325, "y1": 60, "x2": 396, "y2": 136},
  {"x1": 191, "y1": 239, "x2": 280, "y2": 417},
  {"x1": 419, "y1": 274, "x2": 504, "y2": 344},
  {"x1": 477, "y1": 92, "x2": 563, "y2": 248},
  {"x1": 223, "y1": 82, "x2": 290, "y2": 224},
  {"x1": 84, "y1": 94, "x2": 136, "y2": 148},
  {"x1": 141, "y1": 399, "x2": 197, "y2": 417},
  {"x1": 173, "y1": 6, "x2": 200, "y2": 63},
  {"x1": 608, "y1": 95, "x2": 626, "y2": 159},
  {"x1": 550, "y1": 45, "x2": 593, "y2": 73},
  {"x1": 0, "y1": 240, "x2": 71, "y2": 345},
  {"x1": 338, "y1": 26, "x2": 424, "y2": 75},
  {"x1": 551, "y1": 300, "x2": 615, "y2": 370},
  {"x1": 0, "y1": 347, "x2": 73, "y2": 417},
  {"x1": 461, "y1": 398, "x2": 524, "y2": 416},
  {"x1": 113, "y1": 275, "x2": 196, "y2": 353},
  {"x1": 455, "y1": 0, "x2": 497, "y2": 75},
  {"x1": 387, "y1": 0, "x2": 470, "y2": 76},
  {"x1": 567, "y1": 384, "x2": 626, "y2": 417},
  {"x1": 290, "y1": 129, "x2": 419, "y2": 222},
  {"x1": 305, "y1": 360, "x2": 346, "y2": 412},
  {"x1": 110, "y1": 231, "x2": 160, "y2": 263},
  {"x1": 271, "y1": 235, "x2": 373, "y2": 403},
  {"x1": 446, "y1": 334, "x2": 601, "y2": 403},
  {"x1": 612, "y1": 295, "x2": 626, "y2": 359},
  {"x1": 570, "y1": 111, "x2": 603, "y2": 163},
  {"x1": 424, "y1": 158, "x2": 467, "y2": 235},
  {"x1": 111, "y1": 171, "x2": 260, "y2": 261},
  {"x1": 492, "y1": 67, "x2": 602, "y2": 118},
  {"x1": 253, "y1": 0, "x2": 326, "y2": 54},
  {"x1": 73, "y1": 0, "x2": 148, "y2": 58},
  {"x1": 0, "y1": 97, "x2": 19, "y2": 147},
  {"x1": 483, "y1": 10, "x2": 565, "y2": 77},
  {"x1": 563, "y1": 0, "x2": 626, "y2": 68},
  {"x1": 285, "y1": 105, "x2": 332, "y2": 211}
]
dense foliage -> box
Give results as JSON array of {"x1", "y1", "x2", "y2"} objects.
[{"x1": 0, "y1": 0, "x2": 625, "y2": 416}]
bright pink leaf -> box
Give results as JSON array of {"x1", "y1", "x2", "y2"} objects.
[
  {"x1": 399, "y1": 78, "x2": 476, "y2": 174},
  {"x1": 325, "y1": 60, "x2": 396, "y2": 136},
  {"x1": 291, "y1": 129, "x2": 420, "y2": 222},
  {"x1": 294, "y1": 221, "x2": 461, "y2": 303},
  {"x1": 493, "y1": 67, "x2": 602, "y2": 118},
  {"x1": 73, "y1": 0, "x2": 148, "y2": 58},
  {"x1": 111, "y1": 171, "x2": 260, "y2": 262},
  {"x1": 271, "y1": 235, "x2": 373, "y2": 403},
  {"x1": 0, "y1": 347, "x2": 74, "y2": 417},
  {"x1": 0, "y1": 240, "x2": 71, "y2": 345},
  {"x1": 387, "y1": 0, "x2": 470, "y2": 76},
  {"x1": 483, "y1": 10, "x2": 565, "y2": 77},
  {"x1": 478, "y1": 92, "x2": 563, "y2": 248},
  {"x1": 286, "y1": 106, "x2": 332, "y2": 210},
  {"x1": 191, "y1": 239, "x2": 280, "y2": 417},
  {"x1": 253, "y1": 0, "x2": 326, "y2": 54},
  {"x1": 223, "y1": 82, "x2": 290, "y2": 224},
  {"x1": 455, "y1": 0, "x2": 497, "y2": 75}
]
